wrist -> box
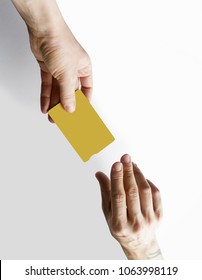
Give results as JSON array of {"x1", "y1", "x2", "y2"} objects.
[
  {"x1": 12, "y1": 0, "x2": 65, "y2": 36},
  {"x1": 121, "y1": 238, "x2": 163, "y2": 260}
]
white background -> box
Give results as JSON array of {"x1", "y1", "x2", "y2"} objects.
[{"x1": 0, "y1": 0, "x2": 202, "y2": 259}]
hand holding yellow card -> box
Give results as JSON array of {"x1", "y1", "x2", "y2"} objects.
[{"x1": 48, "y1": 90, "x2": 115, "y2": 162}]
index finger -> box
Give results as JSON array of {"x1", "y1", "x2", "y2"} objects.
[
  {"x1": 121, "y1": 155, "x2": 141, "y2": 220},
  {"x1": 80, "y1": 75, "x2": 93, "y2": 101},
  {"x1": 110, "y1": 162, "x2": 127, "y2": 225}
]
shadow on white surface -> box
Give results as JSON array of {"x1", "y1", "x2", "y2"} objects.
[{"x1": 0, "y1": 0, "x2": 38, "y2": 108}]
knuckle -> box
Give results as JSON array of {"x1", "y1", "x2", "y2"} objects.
[
  {"x1": 141, "y1": 186, "x2": 151, "y2": 196},
  {"x1": 155, "y1": 209, "x2": 163, "y2": 220},
  {"x1": 132, "y1": 220, "x2": 144, "y2": 233},
  {"x1": 111, "y1": 173, "x2": 123, "y2": 181},
  {"x1": 124, "y1": 168, "x2": 134, "y2": 178},
  {"x1": 123, "y1": 163, "x2": 133, "y2": 173},
  {"x1": 127, "y1": 187, "x2": 139, "y2": 199},
  {"x1": 41, "y1": 80, "x2": 51, "y2": 87},
  {"x1": 78, "y1": 65, "x2": 92, "y2": 76},
  {"x1": 112, "y1": 222, "x2": 127, "y2": 237},
  {"x1": 51, "y1": 68, "x2": 64, "y2": 81},
  {"x1": 153, "y1": 188, "x2": 161, "y2": 197},
  {"x1": 56, "y1": 70, "x2": 76, "y2": 84},
  {"x1": 145, "y1": 213, "x2": 155, "y2": 224},
  {"x1": 112, "y1": 192, "x2": 125, "y2": 204}
]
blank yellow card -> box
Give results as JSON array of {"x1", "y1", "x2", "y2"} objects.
[{"x1": 48, "y1": 90, "x2": 115, "y2": 162}]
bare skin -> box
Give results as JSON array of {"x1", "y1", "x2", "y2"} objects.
[
  {"x1": 11, "y1": 0, "x2": 93, "y2": 121},
  {"x1": 96, "y1": 154, "x2": 163, "y2": 260}
]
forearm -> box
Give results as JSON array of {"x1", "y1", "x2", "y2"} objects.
[
  {"x1": 121, "y1": 239, "x2": 164, "y2": 260},
  {"x1": 11, "y1": 0, "x2": 65, "y2": 36}
]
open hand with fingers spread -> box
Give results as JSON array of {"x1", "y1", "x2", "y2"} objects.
[{"x1": 96, "y1": 154, "x2": 163, "y2": 260}]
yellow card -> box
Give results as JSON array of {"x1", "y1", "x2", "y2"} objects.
[{"x1": 48, "y1": 90, "x2": 115, "y2": 162}]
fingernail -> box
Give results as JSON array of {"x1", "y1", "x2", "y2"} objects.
[
  {"x1": 65, "y1": 103, "x2": 75, "y2": 113},
  {"x1": 113, "y1": 162, "x2": 122, "y2": 172},
  {"x1": 122, "y1": 154, "x2": 131, "y2": 163}
]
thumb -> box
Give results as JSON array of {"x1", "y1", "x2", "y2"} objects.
[{"x1": 58, "y1": 73, "x2": 77, "y2": 112}]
